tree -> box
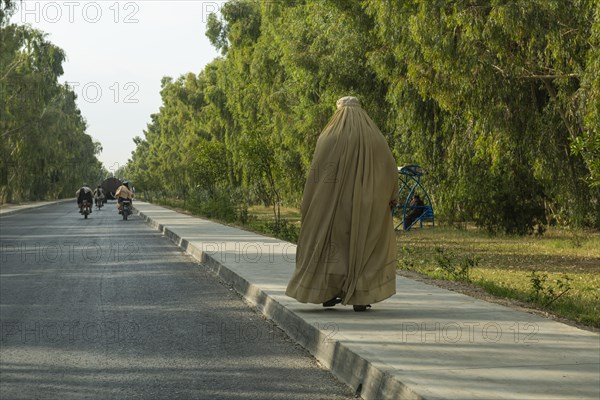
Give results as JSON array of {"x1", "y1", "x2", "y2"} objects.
[
  {"x1": 128, "y1": 0, "x2": 599, "y2": 231},
  {"x1": 1, "y1": 0, "x2": 103, "y2": 203}
]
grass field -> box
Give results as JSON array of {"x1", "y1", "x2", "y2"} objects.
[
  {"x1": 396, "y1": 226, "x2": 600, "y2": 328},
  {"x1": 148, "y1": 198, "x2": 599, "y2": 329},
  {"x1": 247, "y1": 205, "x2": 302, "y2": 221}
]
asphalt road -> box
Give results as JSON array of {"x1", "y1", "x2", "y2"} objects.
[{"x1": 0, "y1": 202, "x2": 354, "y2": 399}]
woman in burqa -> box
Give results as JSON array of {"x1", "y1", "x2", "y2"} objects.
[{"x1": 286, "y1": 96, "x2": 399, "y2": 311}]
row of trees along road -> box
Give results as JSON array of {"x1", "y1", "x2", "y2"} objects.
[
  {"x1": 125, "y1": 0, "x2": 600, "y2": 234},
  {"x1": 0, "y1": 0, "x2": 105, "y2": 204}
]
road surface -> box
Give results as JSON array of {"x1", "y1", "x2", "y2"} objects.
[{"x1": 0, "y1": 202, "x2": 354, "y2": 399}]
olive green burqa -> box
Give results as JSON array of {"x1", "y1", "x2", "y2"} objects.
[{"x1": 286, "y1": 97, "x2": 399, "y2": 305}]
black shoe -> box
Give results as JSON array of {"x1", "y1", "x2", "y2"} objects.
[
  {"x1": 353, "y1": 305, "x2": 372, "y2": 312},
  {"x1": 323, "y1": 297, "x2": 342, "y2": 307}
]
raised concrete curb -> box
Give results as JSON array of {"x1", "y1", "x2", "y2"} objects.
[
  {"x1": 133, "y1": 202, "x2": 600, "y2": 400},
  {"x1": 135, "y1": 204, "x2": 420, "y2": 399},
  {"x1": 0, "y1": 199, "x2": 73, "y2": 217}
]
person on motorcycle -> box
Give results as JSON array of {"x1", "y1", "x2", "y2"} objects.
[
  {"x1": 76, "y1": 184, "x2": 93, "y2": 214},
  {"x1": 115, "y1": 180, "x2": 134, "y2": 213},
  {"x1": 93, "y1": 185, "x2": 105, "y2": 208}
]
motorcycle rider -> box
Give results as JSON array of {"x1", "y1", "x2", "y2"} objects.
[
  {"x1": 93, "y1": 185, "x2": 105, "y2": 208},
  {"x1": 115, "y1": 180, "x2": 134, "y2": 214},
  {"x1": 76, "y1": 184, "x2": 93, "y2": 214}
]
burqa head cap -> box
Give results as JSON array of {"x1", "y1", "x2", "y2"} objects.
[{"x1": 336, "y1": 96, "x2": 360, "y2": 109}]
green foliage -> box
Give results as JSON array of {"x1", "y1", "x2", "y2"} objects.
[
  {"x1": 266, "y1": 219, "x2": 300, "y2": 243},
  {"x1": 1, "y1": 1, "x2": 103, "y2": 203},
  {"x1": 189, "y1": 187, "x2": 238, "y2": 223},
  {"x1": 398, "y1": 245, "x2": 415, "y2": 270},
  {"x1": 127, "y1": 0, "x2": 599, "y2": 232},
  {"x1": 205, "y1": 13, "x2": 228, "y2": 55},
  {"x1": 433, "y1": 247, "x2": 477, "y2": 282},
  {"x1": 529, "y1": 270, "x2": 572, "y2": 306},
  {"x1": 397, "y1": 227, "x2": 599, "y2": 326},
  {"x1": 365, "y1": 0, "x2": 600, "y2": 231},
  {"x1": 573, "y1": 4, "x2": 600, "y2": 187}
]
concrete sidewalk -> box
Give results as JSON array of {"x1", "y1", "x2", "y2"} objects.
[{"x1": 133, "y1": 201, "x2": 599, "y2": 400}]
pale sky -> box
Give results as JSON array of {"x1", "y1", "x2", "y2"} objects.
[{"x1": 11, "y1": 0, "x2": 223, "y2": 172}]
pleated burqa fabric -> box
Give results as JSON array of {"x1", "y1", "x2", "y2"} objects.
[{"x1": 286, "y1": 97, "x2": 399, "y2": 305}]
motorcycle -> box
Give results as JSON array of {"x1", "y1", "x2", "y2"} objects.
[
  {"x1": 95, "y1": 196, "x2": 104, "y2": 210},
  {"x1": 120, "y1": 199, "x2": 132, "y2": 220},
  {"x1": 81, "y1": 200, "x2": 92, "y2": 219}
]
